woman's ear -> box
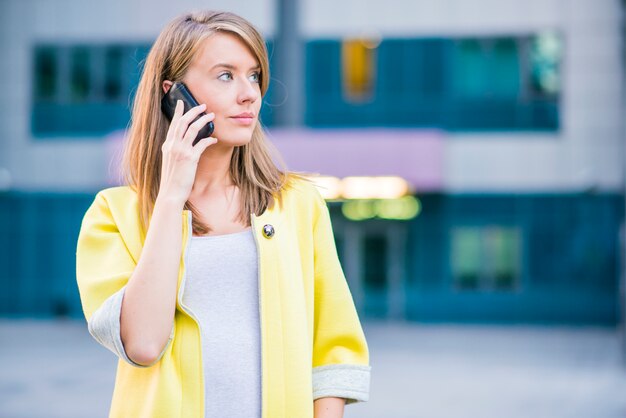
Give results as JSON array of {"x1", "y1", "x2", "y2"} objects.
[{"x1": 162, "y1": 80, "x2": 173, "y2": 94}]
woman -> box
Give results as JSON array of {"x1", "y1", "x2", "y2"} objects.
[{"x1": 75, "y1": 10, "x2": 370, "y2": 418}]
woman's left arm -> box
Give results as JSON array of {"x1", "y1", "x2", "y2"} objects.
[
  {"x1": 310, "y1": 186, "x2": 371, "y2": 404},
  {"x1": 314, "y1": 397, "x2": 346, "y2": 418}
]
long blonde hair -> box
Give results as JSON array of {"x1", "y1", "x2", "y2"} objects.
[{"x1": 121, "y1": 10, "x2": 302, "y2": 236}]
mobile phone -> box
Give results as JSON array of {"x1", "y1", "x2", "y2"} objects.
[{"x1": 160, "y1": 82, "x2": 214, "y2": 146}]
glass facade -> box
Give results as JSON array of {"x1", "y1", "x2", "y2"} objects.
[
  {"x1": 306, "y1": 35, "x2": 561, "y2": 130},
  {"x1": 31, "y1": 42, "x2": 276, "y2": 136}
]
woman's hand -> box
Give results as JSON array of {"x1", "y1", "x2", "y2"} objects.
[{"x1": 158, "y1": 99, "x2": 217, "y2": 206}]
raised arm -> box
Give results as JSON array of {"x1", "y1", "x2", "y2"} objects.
[{"x1": 77, "y1": 100, "x2": 218, "y2": 367}]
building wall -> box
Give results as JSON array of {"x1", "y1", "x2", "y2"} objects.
[
  {"x1": 0, "y1": 0, "x2": 623, "y2": 323},
  {"x1": 330, "y1": 193, "x2": 622, "y2": 324},
  {"x1": 0, "y1": 191, "x2": 619, "y2": 324},
  {"x1": 1, "y1": 0, "x2": 622, "y2": 193},
  {"x1": 300, "y1": 0, "x2": 623, "y2": 193}
]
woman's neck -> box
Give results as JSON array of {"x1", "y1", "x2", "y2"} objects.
[{"x1": 192, "y1": 143, "x2": 235, "y2": 195}]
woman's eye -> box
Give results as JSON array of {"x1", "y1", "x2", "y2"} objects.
[
  {"x1": 249, "y1": 72, "x2": 260, "y2": 83},
  {"x1": 218, "y1": 72, "x2": 233, "y2": 81}
]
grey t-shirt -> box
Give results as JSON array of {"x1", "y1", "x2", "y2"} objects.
[{"x1": 182, "y1": 228, "x2": 261, "y2": 418}]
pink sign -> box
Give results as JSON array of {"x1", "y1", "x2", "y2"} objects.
[{"x1": 106, "y1": 127, "x2": 444, "y2": 191}]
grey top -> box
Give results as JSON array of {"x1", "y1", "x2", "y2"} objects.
[{"x1": 182, "y1": 228, "x2": 261, "y2": 418}]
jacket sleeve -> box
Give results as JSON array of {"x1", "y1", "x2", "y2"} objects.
[
  {"x1": 310, "y1": 190, "x2": 371, "y2": 404},
  {"x1": 75, "y1": 191, "x2": 174, "y2": 368}
]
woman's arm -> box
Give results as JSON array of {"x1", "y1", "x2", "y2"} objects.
[
  {"x1": 310, "y1": 187, "x2": 371, "y2": 403},
  {"x1": 121, "y1": 102, "x2": 217, "y2": 366},
  {"x1": 314, "y1": 397, "x2": 346, "y2": 418},
  {"x1": 119, "y1": 195, "x2": 184, "y2": 365}
]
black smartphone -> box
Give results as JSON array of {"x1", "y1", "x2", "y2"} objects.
[{"x1": 160, "y1": 82, "x2": 214, "y2": 146}]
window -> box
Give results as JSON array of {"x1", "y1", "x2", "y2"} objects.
[
  {"x1": 452, "y1": 37, "x2": 520, "y2": 99},
  {"x1": 306, "y1": 33, "x2": 561, "y2": 130},
  {"x1": 528, "y1": 31, "x2": 562, "y2": 98},
  {"x1": 34, "y1": 46, "x2": 57, "y2": 100},
  {"x1": 363, "y1": 234, "x2": 388, "y2": 317},
  {"x1": 341, "y1": 38, "x2": 379, "y2": 103},
  {"x1": 451, "y1": 33, "x2": 562, "y2": 102},
  {"x1": 32, "y1": 41, "x2": 276, "y2": 137},
  {"x1": 451, "y1": 225, "x2": 522, "y2": 291},
  {"x1": 32, "y1": 43, "x2": 151, "y2": 136},
  {"x1": 69, "y1": 46, "x2": 91, "y2": 101},
  {"x1": 104, "y1": 46, "x2": 124, "y2": 101}
]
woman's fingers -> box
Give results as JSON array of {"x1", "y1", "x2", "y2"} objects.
[
  {"x1": 163, "y1": 100, "x2": 184, "y2": 144},
  {"x1": 193, "y1": 136, "x2": 218, "y2": 155},
  {"x1": 172, "y1": 99, "x2": 184, "y2": 122},
  {"x1": 182, "y1": 112, "x2": 215, "y2": 144},
  {"x1": 173, "y1": 103, "x2": 207, "y2": 141}
]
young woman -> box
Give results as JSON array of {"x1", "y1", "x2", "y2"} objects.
[{"x1": 76, "y1": 10, "x2": 370, "y2": 418}]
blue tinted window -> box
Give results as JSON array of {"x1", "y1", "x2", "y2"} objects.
[
  {"x1": 104, "y1": 46, "x2": 124, "y2": 101},
  {"x1": 306, "y1": 35, "x2": 560, "y2": 131},
  {"x1": 34, "y1": 46, "x2": 58, "y2": 101},
  {"x1": 33, "y1": 40, "x2": 276, "y2": 137},
  {"x1": 69, "y1": 47, "x2": 91, "y2": 102},
  {"x1": 32, "y1": 43, "x2": 149, "y2": 136}
]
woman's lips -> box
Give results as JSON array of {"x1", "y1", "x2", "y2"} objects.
[{"x1": 229, "y1": 116, "x2": 255, "y2": 125}]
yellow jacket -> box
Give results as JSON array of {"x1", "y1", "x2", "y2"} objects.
[{"x1": 76, "y1": 177, "x2": 370, "y2": 418}]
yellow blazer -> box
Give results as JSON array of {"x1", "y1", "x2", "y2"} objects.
[{"x1": 76, "y1": 177, "x2": 370, "y2": 418}]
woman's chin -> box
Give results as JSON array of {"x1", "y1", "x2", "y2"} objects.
[{"x1": 210, "y1": 133, "x2": 253, "y2": 148}]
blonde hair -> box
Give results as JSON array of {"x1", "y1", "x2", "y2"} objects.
[{"x1": 121, "y1": 10, "x2": 304, "y2": 236}]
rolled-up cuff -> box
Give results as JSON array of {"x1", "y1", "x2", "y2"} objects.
[
  {"x1": 312, "y1": 364, "x2": 371, "y2": 404},
  {"x1": 87, "y1": 286, "x2": 174, "y2": 368}
]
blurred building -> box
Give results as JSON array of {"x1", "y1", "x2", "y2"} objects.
[{"x1": 0, "y1": 0, "x2": 623, "y2": 324}]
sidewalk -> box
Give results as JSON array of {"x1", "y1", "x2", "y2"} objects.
[{"x1": 1, "y1": 319, "x2": 625, "y2": 418}]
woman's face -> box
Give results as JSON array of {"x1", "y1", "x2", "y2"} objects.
[{"x1": 170, "y1": 32, "x2": 262, "y2": 147}]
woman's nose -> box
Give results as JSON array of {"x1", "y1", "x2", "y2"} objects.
[{"x1": 238, "y1": 79, "x2": 259, "y2": 104}]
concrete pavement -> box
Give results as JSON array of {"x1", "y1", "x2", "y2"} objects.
[{"x1": 1, "y1": 319, "x2": 625, "y2": 418}]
